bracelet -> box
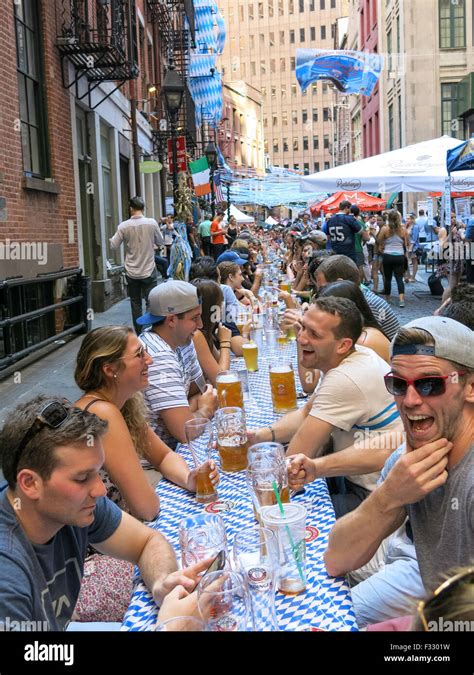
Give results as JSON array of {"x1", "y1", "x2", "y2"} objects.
[
  {"x1": 219, "y1": 341, "x2": 231, "y2": 346},
  {"x1": 267, "y1": 426, "x2": 276, "y2": 442},
  {"x1": 220, "y1": 345, "x2": 231, "y2": 350}
]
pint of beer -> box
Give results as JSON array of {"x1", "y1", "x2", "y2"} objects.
[
  {"x1": 269, "y1": 364, "x2": 297, "y2": 413},
  {"x1": 286, "y1": 325, "x2": 297, "y2": 341},
  {"x1": 277, "y1": 331, "x2": 289, "y2": 346},
  {"x1": 215, "y1": 406, "x2": 248, "y2": 472},
  {"x1": 242, "y1": 341, "x2": 258, "y2": 372},
  {"x1": 216, "y1": 371, "x2": 244, "y2": 408},
  {"x1": 184, "y1": 418, "x2": 218, "y2": 504}
]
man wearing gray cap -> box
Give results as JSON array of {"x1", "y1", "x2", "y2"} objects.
[
  {"x1": 138, "y1": 280, "x2": 217, "y2": 449},
  {"x1": 325, "y1": 316, "x2": 474, "y2": 625}
]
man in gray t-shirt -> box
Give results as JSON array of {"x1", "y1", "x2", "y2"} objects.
[
  {"x1": 324, "y1": 316, "x2": 474, "y2": 617},
  {"x1": 0, "y1": 397, "x2": 213, "y2": 630}
]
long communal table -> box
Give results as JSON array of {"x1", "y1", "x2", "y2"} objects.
[{"x1": 122, "y1": 340, "x2": 358, "y2": 631}]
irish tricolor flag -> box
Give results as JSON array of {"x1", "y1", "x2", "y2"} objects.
[{"x1": 189, "y1": 157, "x2": 211, "y2": 196}]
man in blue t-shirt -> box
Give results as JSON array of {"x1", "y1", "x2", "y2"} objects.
[
  {"x1": 327, "y1": 200, "x2": 364, "y2": 264},
  {"x1": 0, "y1": 397, "x2": 211, "y2": 630}
]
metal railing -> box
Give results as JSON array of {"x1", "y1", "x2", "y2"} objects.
[{"x1": 0, "y1": 269, "x2": 91, "y2": 372}]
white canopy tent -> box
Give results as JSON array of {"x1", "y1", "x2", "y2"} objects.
[
  {"x1": 300, "y1": 136, "x2": 474, "y2": 194},
  {"x1": 223, "y1": 204, "x2": 254, "y2": 223},
  {"x1": 265, "y1": 216, "x2": 279, "y2": 225}
]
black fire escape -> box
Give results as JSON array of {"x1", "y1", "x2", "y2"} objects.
[
  {"x1": 147, "y1": 0, "x2": 197, "y2": 162},
  {"x1": 55, "y1": 0, "x2": 139, "y2": 110}
]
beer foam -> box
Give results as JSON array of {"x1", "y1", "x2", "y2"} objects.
[
  {"x1": 242, "y1": 343, "x2": 257, "y2": 350},
  {"x1": 217, "y1": 373, "x2": 239, "y2": 382},
  {"x1": 270, "y1": 365, "x2": 292, "y2": 373}
]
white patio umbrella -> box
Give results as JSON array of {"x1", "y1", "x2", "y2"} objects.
[
  {"x1": 223, "y1": 204, "x2": 254, "y2": 223},
  {"x1": 300, "y1": 136, "x2": 474, "y2": 194}
]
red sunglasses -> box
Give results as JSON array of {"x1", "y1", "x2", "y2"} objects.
[{"x1": 384, "y1": 372, "x2": 465, "y2": 397}]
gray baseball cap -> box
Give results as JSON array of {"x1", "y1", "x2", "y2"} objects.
[
  {"x1": 136, "y1": 280, "x2": 200, "y2": 326},
  {"x1": 390, "y1": 316, "x2": 474, "y2": 368}
]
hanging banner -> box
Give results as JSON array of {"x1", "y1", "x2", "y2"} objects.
[
  {"x1": 167, "y1": 136, "x2": 187, "y2": 174},
  {"x1": 426, "y1": 198, "x2": 434, "y2": 227},
  {"x1": 295, "y1": 49, "x2": 383, "y2": 96},
  {"x1": 454, "y1": 197, "x2": 471, "y2": 220},
  {"x1": 443, "y1": 178, "x2": 451, "y2": 229},
  {"x1": 447, "y1": 138, "x2": 474, "y2": 172}
]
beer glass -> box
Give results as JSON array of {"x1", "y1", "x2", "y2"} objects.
[
  {"x1": 247, "y1": 441, "x2": 286, "y2": 466},
  {"x1": 179, "y1": 513, "x2": 228, "y2": 568},
  {"x1": 269, "y1": 364, "x2": 297, "y2": 413},
  {"x1": 236, "y1": 306, "x2": 251, "y2": 336},
  {"x1": 184, "y1": 418, "x2": 218, "y2": 504},
  {"x1": 279, "y1": 276, "x2": 291, "y2": 293},
  {"x1": 286, "y1": 325, "x2": 297, "y2": 341},
  {"x1": 247, "y1": 442, "x2": 289, "y2": 503},
  {"x1": 246, "y1": 457, "x2": 290, "y2": 523},
  {"x1": 215, "y1": 406, "x2": 248, "y2": 472},
  {"x1": 242, "y1": 340, "x2": 258, "y2": 372},
  {"x1": 277, "y1": 329, "x2": 289, "y2": 346},
  {"x1": 233, "y1": 526, "x2": 279, "y2": 631},
  {"x1": 216, "y1": 370, "x2": 244, "y2": 408},
  {"x1": 197, "y1": 570, "x2": 250, "y2": 632},
  {"x1": 250, "y1": 326, "x2": 264, "y2": 352},
  {"x1": 265, "y1": 328, "x2": 278, "y2": 349}
]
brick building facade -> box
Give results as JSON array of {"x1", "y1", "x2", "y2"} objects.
[
  {"x1": 0, "y1": 0, "x2": 79, "y2": 277},
  {"x1": 0, "y1": 0, "x2": 196, "y2": 371}
]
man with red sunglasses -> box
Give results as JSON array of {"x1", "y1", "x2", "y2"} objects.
[{"x1": 324, "y1": 316, "x2": 474, "y2": 627}]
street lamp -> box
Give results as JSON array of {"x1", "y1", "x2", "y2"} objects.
[
  {"x1": 162, "y1": 63, "x2": 185, "y2": 215},
  {"x1": 205, "y1": 141, "x2": 218, "y2": 217}
]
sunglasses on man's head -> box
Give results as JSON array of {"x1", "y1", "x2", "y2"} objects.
[
  {"x1": 13, "y1": 401, "x2": 70, "y2": 478},
  {"x1": 417, "y1": 568, "x2": 474, "y2": 631},
  {"x1": 384, "y1": 372, "x2": 465, "y2": 397}
]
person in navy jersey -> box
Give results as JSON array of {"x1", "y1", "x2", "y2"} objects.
[{"x1": 327, "y1": 200, "x2": 368, "y2": 264}]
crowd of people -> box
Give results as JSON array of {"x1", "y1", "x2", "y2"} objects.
[{"x1": 0, "y1": 196, "x2": 472, "y2": 633}]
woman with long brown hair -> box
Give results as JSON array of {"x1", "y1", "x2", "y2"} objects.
[
  {"x1": 74, "y1": 326, "x2": 218, "y2": 521},
  {"x1": 190, "y1": 278, "x2": 237, "y2": 386},
  {"x1": 377, "y1": 209, "x2": 409, "y2": 307}
]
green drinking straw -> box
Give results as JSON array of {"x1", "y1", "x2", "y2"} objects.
[{"x1": 271, "y1": 480, "x2": 305, "y2": 584}]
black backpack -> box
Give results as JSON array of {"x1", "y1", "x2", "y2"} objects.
[{"x1": 427, "y1": 273, "x2": 444, "y2": 296}]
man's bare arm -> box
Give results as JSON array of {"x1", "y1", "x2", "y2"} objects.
[{"x1": 324, "y1": 487, "x2": 406, "y2": 576}]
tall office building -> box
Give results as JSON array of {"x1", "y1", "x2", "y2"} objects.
[
  {"x1": 378, "y1": 0, "x2": 474, "y2": 154},
  {"x1": 217, "y1": 0, "x2": 348, "y2": 174}
]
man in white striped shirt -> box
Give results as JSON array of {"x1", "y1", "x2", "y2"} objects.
[{"x1": 137, "y1": 281, "x2": 217, "y2": 449}]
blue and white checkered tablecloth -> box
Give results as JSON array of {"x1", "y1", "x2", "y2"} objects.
[{"x1": 122, "y1": 341, "x2": 358, "y2": 632}]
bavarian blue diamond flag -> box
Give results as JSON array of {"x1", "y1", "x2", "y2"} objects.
[{"x1": 295, "y1": 49, "x2": 383, "y2": 96}]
